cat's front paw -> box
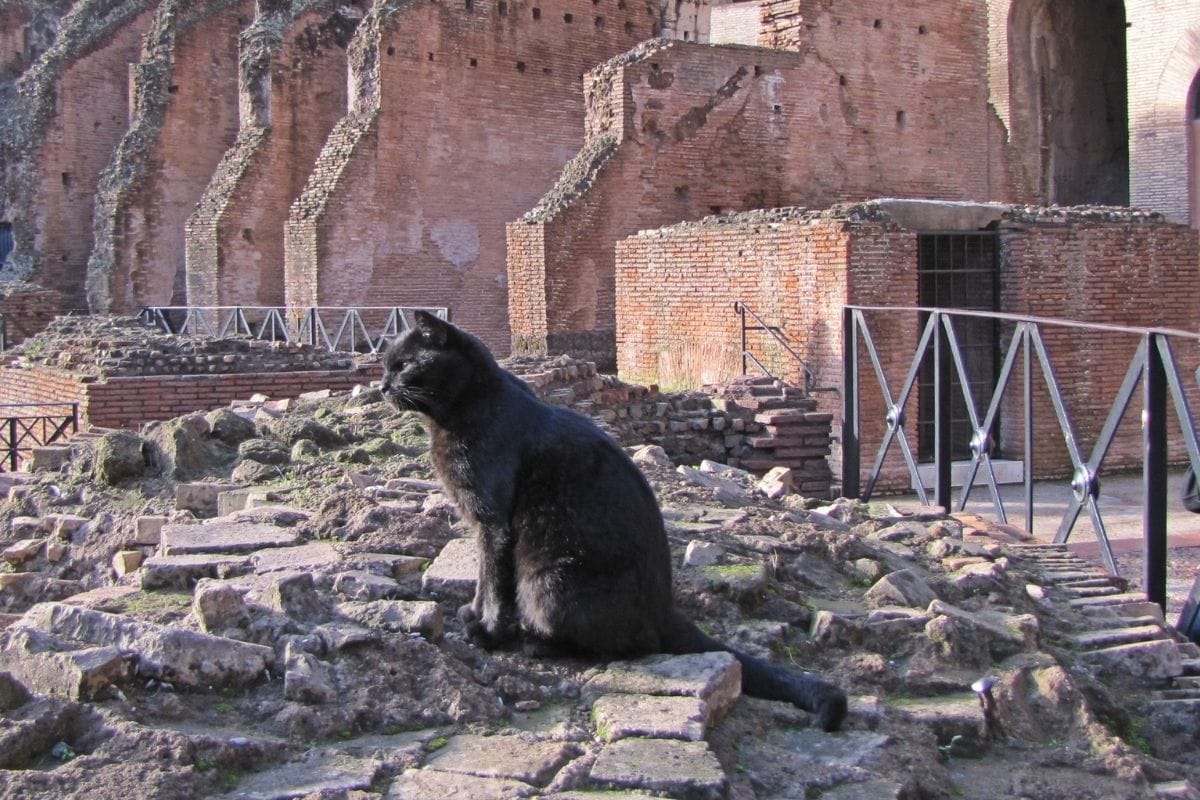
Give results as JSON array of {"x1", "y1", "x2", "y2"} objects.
[
  {"x1": 463, "y1": 614, "x2": 519, "y2": 651},
  {"x1": 457, "y1": 603, "x2": 479, "y2": 625}
]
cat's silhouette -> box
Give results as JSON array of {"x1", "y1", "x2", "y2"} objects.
[{"x1": 382, "y1": 311, "x2": 847, "y2": 731}]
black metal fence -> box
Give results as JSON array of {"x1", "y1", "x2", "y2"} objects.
[
  {"x1": 841, "y1": 305, "x2": 1200, "y2": 612},
  {"x1": 137, "y1": 306, "x2": 451, "y2": 354},
  {"x1": 0, "y1": 404, "x2": 78, "y2": 471}
]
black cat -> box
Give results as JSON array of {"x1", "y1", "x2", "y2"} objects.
[{"x1": 381, "y1": 311, "x2": 847, "y2": 731}]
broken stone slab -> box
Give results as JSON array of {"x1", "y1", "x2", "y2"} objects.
[
  {"x1": 421, "y1": 537, "x2": 479, "y2": 601},
  {"x1": 336, "y1": 600, "x2": 444, "y2": 642},
  {"x1": 343, "y1": 552, "x2": 430, "y2": 577},
  {"x1": 888, "y1": 693, "x2": 987, "y2": 756},
  {"x1": 44, "y1": 514, "x2": 89, "y2": 540},
  {"x1": 630, "y1": 445, "x2": 673, "y2": 469},
  {"x1": 250, "y1": 542, "x2": 341, "y2": 573},
  {"x1": 1079, "y1": 638, "x2": 1182, "y2": 680},
  {"x1": 225, "y1": 750, "x2": 383, "y2": 800},
  {"x1": 174, "y1": 481, "x2": 245, "y2": 519},
  {"x1": 926, "y1": 600, "x2": 1039, "y2": 658},
  {"x1": 261, "y1": 572, "x2": 327, "y2": 621},
  {"x1": 192, "y1": 579, "x2": 251, "y2": 634},
  {"x1": 387, "y1": 769, "x2": 537, "y2": 799},
  {"x1": 313, "y1": 621, "x2": 377, "y2": 652},
  {"x1": 26, "y1": 445, "x2": 72, "y2": 472},
  {"x1": 683, "y1": 541, "x2": 723, "y2": 567},
  {"x1": 695, "y1": 563, "x2": 769, "y2": 601},
  {"x1": 863, "y1": 569, "x2": 938, "y2": 609},
  {"x1": 0, "y1": 695, "x2": 78, "y2": 770},
  {"x1": 139, "y1": 553, "x2": 250, "y2": 590},
  {"x1": 0, "y1": 627, "x2": 132, "y2": 701},
  {"x1": 589, "y1": 738, "x2": 727, "y2": 800},
  {"x1": 283, "y1": 642, "x2": 337, "y2": 705},
  {"x1": 590, "y1": 693, "x2": 708, "y2": 742},
  {"x1": 583, "y1": 652, "x2": 741, "y2": 724},
  {"x1": 2, "y1": 538, "x2": 44, "y2": 565},
  {"x1": 160, "y1": 519, "x2": 300, "y2": 556},
  {"x1": 20, "y1": 602, "x2": 273, "y2": 688},
  {"x1": 422, "y1": 734, "x2": 581, "y2": 787},
  {"x1": 112, "y1": 550, "x2": 142, "y2": 576},
  {"x1": 10, "y1": 517, "x2": 44, "y2": 537},
  {"x1": 332, "y1": 570, "x2": 403, "y2": 601}
]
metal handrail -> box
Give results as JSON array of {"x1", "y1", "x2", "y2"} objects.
[
  {"x1": 733, "y1": 301, "x2": 819, "y2": 392},
  {"x1": 137, "y1": 306, "x2": 450, "y2": 354},
  {"x1": 0, "y1": 403, "x2": 78, "y2": 471},
  {"x1": 842, "y1": 304, "x2": 1200, "y2": 614}
]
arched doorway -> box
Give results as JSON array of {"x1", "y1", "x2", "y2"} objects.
[
  {"x1": 1009, "y1": 0, "x2": 1129, "y2": 206},
  {"x1": 1190, "y1": 71, "x2": 1200, "y2": 229}
]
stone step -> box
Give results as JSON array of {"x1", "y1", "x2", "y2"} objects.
[
  {"x1": 1072, "y1": 624, "x2": 1167, "y2": 649},
  {"x1": 1045, "y1": 576, "x2": 1119, "y2": 589},
  {"x1": 1153, "y1": 688, "x2": 1200, "y2": 701},
  {"x1": 139, "y1": 553, "x2": 250, "y2": 590},
  {"x1": 1153, "y1": 780, "x2": 1200, "y2": 800},
  {"x1": 1081, "y1": 615, "x2": 1166, "y2": 631},
  {"x1": 160, "y1": 520, "x2": 300, "y2": 556},
  {"x1": 1039, "y1": 570, "x2": 1108, "y2": 583},
  {"x1": 1080, "y1": 639, "x2": 1182, "y2": 679},
  {"x1": 1060, "y1": 585, "x2": 1123, "y2": 599},
  {"x1": 1171, "y1": 675, "x2": 1200, "y2": 689},
  {"x1": 1068, "y1": 592, "x2": 1149, "y2": 608},
  {"x1": 1179, "y1": 659, "x2": 1200, "y2": 676},
  {"x1": 1080, "y1": 601, "x2": 1164, "y2": 623}
]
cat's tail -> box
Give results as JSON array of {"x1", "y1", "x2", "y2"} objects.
[{"x1": 662, "y1": 610, "x2": 848, "y2": 732}]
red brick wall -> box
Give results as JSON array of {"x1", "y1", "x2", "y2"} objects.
[
  {"x1": 30, "y1": 7, "x2": 156, "y2": 312},
  {"x1": 510, "y1": 10, "x2": 1013, "y2": 363},
  {"x1": 613, "y1": 206, "x2": 1200, "y2": 490},
  {"x1": 92, "y1": 0, "x2": 255, "y2": 313},
  {"x1": 0, "y1": 287, "x2": 63, "y2": 346},
  {"x1": 0, "y1": 364, "x2": 382, "y2": 430},
  {"x1": 284, "y1": 0, "x2": 653, "y2": 357},
  {"x1": 187, "y1": 5, "x2": 355, "y2": 308}
]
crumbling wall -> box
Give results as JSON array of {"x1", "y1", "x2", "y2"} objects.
[
  {"x1": 87, "y1": 0, "x2": 255, "y2": 313},
  {"x1": 284, "y1": 0, "x2": 662, "y2": 357},
  {"x1": 186, "y1": 0, "x2": 362, "y2": 308},
  {"x1": 509, "y1": 7, "x2": 1011, "y2": 368},
  {"x1": 0, "y1": 0, "x2": 73, "y2": 84},
  {"x1": 0, "y1": 0, "x2": 158, "y2": 313}
]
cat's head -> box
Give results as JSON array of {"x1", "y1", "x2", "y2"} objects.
[{"x1": 381, "y1": 311, "x2": 492, "y2": 416}]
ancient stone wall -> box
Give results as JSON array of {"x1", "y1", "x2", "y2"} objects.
[
  {"x1": 87, "y1": 0, "x2": 255, "y2": 313},
  {"x1": 186, "y1": 1, "x2": 361, "y2": 308},
  {"x1": 509, "y1": 2, "x2": 1010, "y2": 367},
  {"x1": 0, "y1": 0, "x2": 72, "y2": 84},
  {"x1": 283, "y1": 0, "x2": 662, "y2": 358},
  {"x1": 0, "y1": 0, "x2": 158, "y2": 312}
]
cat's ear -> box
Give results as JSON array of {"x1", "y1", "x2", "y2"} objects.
[{"x1": 414, "y1": 310, "x2": 450, "y2": 345}]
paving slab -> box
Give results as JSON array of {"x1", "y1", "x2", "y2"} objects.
[
  {"x1": 250, "y1": 542, "x2": 340, "y2": 573},
  {"x1": 588, "y1": 738, "x2": 727, "y2": 800},
  {"x1": 336, "y1": 600, "x2": 444, "y2": 642},
  {"x1": 386, "y1": 768, "x2": 536, "y2": 799},
  {"x1": 590, "y1": 693, "x2": 708, "y2": 742},
  {"x1": 421, "y1": 537, "x2": 479, "y2": 600},
  {"x1": 423, "y1": 734, "x2": 580, "y2": 787},
  {"x1": 226, "y1": 751, "x2": 383, "y2": 800},
  {"x1": 583, "y1": 652, "x2": 742, "y2": 723},
  {"x1": 140, "y1": 553, "x2": 250, "y2": 590},
  {"x1": 160, "y1": 520, "x2": 300, "y2": 556}
]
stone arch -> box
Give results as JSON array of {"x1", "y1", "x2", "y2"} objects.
[
  {"x1": 1145, "y1": 28, "x2": 1200, "y2": 226},
  {"x1": 1006, "y1": 0, "x2": 1128, "y2": 206}
]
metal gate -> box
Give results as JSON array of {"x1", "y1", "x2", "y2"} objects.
[{"x1": 917, "y1": 232, "x2": 999, "y2": 460}]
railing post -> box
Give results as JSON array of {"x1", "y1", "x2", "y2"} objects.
[
  {"x1": 737, "y1": 302, "x2": 748, "y2": 377},
  {"x1": 934, "y1": 312, "x2": 953, "y2": 511},
  {"x1": 1144, "y1": 333, "x2": 1168, "y2": 612},
  {"x1": 1023, "y1": 324, "x2": 1034, "y2": 533},
  {"x1": 841, "y1": 307, "x2": 860, "y2": 499},
  {"x1": 7, "y1": 417, "x2": 16, "y2": 472}
]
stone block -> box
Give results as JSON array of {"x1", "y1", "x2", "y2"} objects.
[
  {"x1": 192, "y1": 579, "x2": 250, "y2": 633},
  {"x1": 589, "y1": 738, "x2": 727, "y2": 800},
  {"x1": 139, "y1": 554, "x2": 250, "y2": 590},
  {"x1": 26, "y1": 446, "x2": 71, "y2": 472},
  {"x1": 423, "y1": 734, "x2": 580, "y2": 787},
  {"x1": 387, "y1": 769, "x2": 536, "y2": 799},
  {"x1": 160, "y1": 519, "x2": 299, "y2": 555},
  {"x1": 336, "y1": 600, "x2": 444, "y2": 642},
  {"x1": 251, "y1": 542, "x2": 341, "y2": 573},
  {"x1": 45, "y1": 514, "x2": 89, "y2": 540},
  {"x1": 2, "y1": 539, "x2": 44, "y2": 565},
  {"x1": 284, "y1": 644, "x2": 337, "y2": 705},
  {"x1": 683, "y1": 540, "x2": 723, "y2": 567},
  {"x1": 421, "y1": 537, "x2": 479, "y2": 601},
  {"x1": 863, "y1": 569, "x2": 937, "y2": 609},
  {"x1": 225, "y1": 750, "x2": 383, "y2": 800},
  {"x1": 134, "y1": 516, "x2": 166, "y2": 546},
  {"x1": 111, "y1": 550, "x2": 143, "y2": 576},
  {"x1": 590, "y1": 693, "x2": 708, "y2": 741},
  {"x1": 174, "y1": 481, "x2": 243, "y2": 518},
  {"x1": 331, "y1": 570, "x2": 402, "y2": 601},
  {"x1": 583, "y1": 652, "x2": 742, "y2": 723}
]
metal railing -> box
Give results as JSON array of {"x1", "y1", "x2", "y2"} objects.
[
  {"x1": 136, "y1": 306, "x2": 450, "y2": 354},
  {"x1": 841, "y1": 305, "x2": 1200, "y2": 613},
  {"x1": 1, "y1": 403, "x2": 78, "y2": 471},
  {"x1": 0, "y1": 312, "x2": 6, "y2": 351},
  {"x1": 733, "y1": 301, "x2": 819, "y2": 392}
]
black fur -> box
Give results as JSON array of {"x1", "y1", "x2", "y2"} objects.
[{"x1": 381, "y1": 312, "x2": 848, "y2": 731}]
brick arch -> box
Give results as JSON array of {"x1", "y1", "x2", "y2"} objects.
[{"x1": 1136, "y1": 26, "x2": 1200, "y2": 225}]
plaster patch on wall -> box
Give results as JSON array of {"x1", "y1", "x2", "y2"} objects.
[{"x1": 430, "y1": 218, "x2": 480, "y2": 270}]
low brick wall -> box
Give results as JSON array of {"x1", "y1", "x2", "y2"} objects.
[{"x1": 0, "y1": 363, "x2": 381, "y2": 430}]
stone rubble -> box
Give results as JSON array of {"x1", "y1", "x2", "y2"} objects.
[{"x1": 0, "y1": 381, "x2": 1192, "y2": 798}]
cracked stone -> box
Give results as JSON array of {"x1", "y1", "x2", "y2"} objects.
[
  {"x1": 589, "y1": 738, "x2": 727, "y2": 800},
  {"x1": 421, "y1": 537, "x2": 479, "y2": 601},
  {"x1": 583, "y1": 652, "x2": 741, "y2": 723},
  {"x1": 423, "y1": 734, "x2": 580, "y2": 787},
  {"x1": 591, "y1": 693, "x2": 708, "y2": 741},
  {"x1": 336, "y1": 600, "x2": 443, "y2": 642}
]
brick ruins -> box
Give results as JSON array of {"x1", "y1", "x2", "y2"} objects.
[{"x1": 1, "y1": 0, "x2": 1199, "y2": 484}]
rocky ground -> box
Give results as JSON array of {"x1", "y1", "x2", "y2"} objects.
[{"x1": 1, "y1": 379, "x2": 1200, "y2": 799}]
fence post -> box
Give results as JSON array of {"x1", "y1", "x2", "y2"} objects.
[
  {"x1": 934, "y1": 313, "x2": 953, "y2": 511},
  {"x1": 7, "y1": 417, "x2": 16, "y2": 472},
  {"x1": 1144, "y1": 333, "x2": 1168, "y2": 612},
  {"x1": 841, "y1": 307, "x2": 860, "y2": 499}
]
